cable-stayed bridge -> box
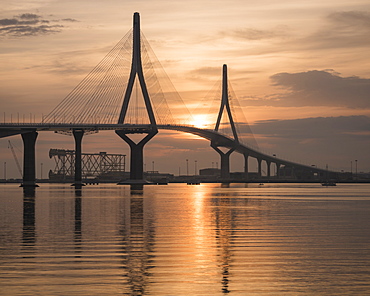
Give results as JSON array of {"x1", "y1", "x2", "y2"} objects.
[{"x1": 0, "y1": 12, "x2": 336, "y2": 188}]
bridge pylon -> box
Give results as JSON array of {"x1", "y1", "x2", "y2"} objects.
[
  {"x1": 211, "y1": 64, "x2": 239, "y2": 180},
  {"x1": 115, "y1": 12, "x2": 158, "y2": 183}
]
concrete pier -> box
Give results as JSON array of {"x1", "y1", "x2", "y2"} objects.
[
  {"x1": 116, "y1": 130, "x2": 157, "y2": 182},
  {"x1": 244, "y1": 153, "x2": 249, "y2": 180},
  {"x1": 21, "y1": 130, "x2": 38, "y2": 187},
  {"x1": 72, "y1": 129, "x2": 84, "y2": 187},
  {"x1": 211, "y1": 142, "x2": 234, "y2": 180}
]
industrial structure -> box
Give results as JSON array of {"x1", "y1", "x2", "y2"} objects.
[{"x1": 49, "y1": 149, "x2": 126, "y2": 182}]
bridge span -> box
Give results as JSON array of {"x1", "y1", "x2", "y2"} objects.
[
  {"x1": 0, "y1": 13, "x2": 338, "y2": 188},
  {"x1": 0, "y1": 122, "x2": 333, "y2": 185}
]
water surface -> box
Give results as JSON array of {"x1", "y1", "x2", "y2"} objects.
[{"x1": 1, "y1": 183, "x2": 370, "y2": 295}]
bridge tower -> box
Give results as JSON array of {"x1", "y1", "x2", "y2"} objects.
[
  {"x1": 115, "y1": 12, "x2": 158, "y2": 183},
  {"x1": 211, "y1": 64, "x2": 239, "y2": 180}
]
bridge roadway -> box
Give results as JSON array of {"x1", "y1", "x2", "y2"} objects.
[{"x1": 0, "y1": 122, "x2": 330, "y2": 179}]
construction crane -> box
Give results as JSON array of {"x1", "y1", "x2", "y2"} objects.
[{"x1": 8, "y1": 140, "x2": 22, "y2": 177}]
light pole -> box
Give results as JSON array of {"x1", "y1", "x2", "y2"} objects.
[
  {"x1": 194, "y1": 160, "x2": 197, "y2": 175},
  {"x1": 355, "y1": 159, "x2": 358, "y2": 179}
]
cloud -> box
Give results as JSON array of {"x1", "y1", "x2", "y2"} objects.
[
  {"x1": 0, "y1": 17, "x2": 41, "y2": 26},
  {"x1": 0, "y1": 24, "x2": 63, "y2": 37},
  {"x1": 187, "y1": 67, "x2": 222, "y2": 82},
  {"x1": 327, "y1": 11, "x2": 370, "y2": 30},
  {"x1": 211, "y1": 10, "x2": 370, "y2": 56},
  {"x1": 252, "y1": 115, "x2": 370, "y2": 139},
  {"x1": 61, "y1": 18, "x2": 78, "y2": 22},
  {"x1": 18, "y1": 13, "x2": 41, "y2": 20},
  {"x1": 228, "y1": 26, "x2": 288, "y2": 41},
  {"x1": 264, "y1": 70, "x2": 370, "y2": 108},
  {"x1": 299, "y1": 10, "x2": 370, "y2": 50},
  {"x1": 0, "y1": 13, "x2": 78, "y2": 37}
]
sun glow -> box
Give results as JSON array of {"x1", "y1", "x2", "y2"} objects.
[{"x1": 189, "y1": 114, "x2": 213, "y2": 129}]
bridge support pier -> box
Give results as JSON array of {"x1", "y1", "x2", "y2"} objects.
[
  {"x1": 243, "y1": 153, "x2": 249, "y2": 180},
  {"x1": 116, "y1": 130, "x2": 157, "y2": 183},
  {"x1": 257, "y1": 158, "x2": 262, "y2": 178},
  {"x1": 276, "y1": 163, "x2": 281, "y2": 179},
  {"x1": 21, "y1": 130, "x2": 38, "y2": 188},
  {"x1": 267, "y1": 160, "x2": 271, "y2": 178},
  {"x1": 72, "y1": 129, "x2": 85, "y2": 187},
  {"x1": 211, "y1": 142, "x2": 234, "y2": 180}
]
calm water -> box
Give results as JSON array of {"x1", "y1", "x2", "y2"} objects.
[{"x1": 1, "y1": 183, "x2": 370, "y2": 295}]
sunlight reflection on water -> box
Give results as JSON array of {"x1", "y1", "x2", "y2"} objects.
[{"x1": 0, "y1": 183, "x2": 370, "y2": 295}]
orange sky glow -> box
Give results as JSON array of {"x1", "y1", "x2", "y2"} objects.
[{"x1": 1, "y1": 0, "x2": 370, "y2": 178}]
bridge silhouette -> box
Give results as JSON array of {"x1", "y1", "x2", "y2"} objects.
[{"x1": 0, "y1": 12, "x2": 335, "y2": 189}]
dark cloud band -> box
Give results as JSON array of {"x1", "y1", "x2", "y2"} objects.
[
  {"x1": 0, "y1": 13, "x2": 77, "y2": 37},
  {"x1": 270, "y1": 70, "x2": 370, "y2": 108}
]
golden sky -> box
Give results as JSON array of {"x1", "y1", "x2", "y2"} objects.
[{"x1": 1, "y1": 0, "x2": 370, "y2": 177}]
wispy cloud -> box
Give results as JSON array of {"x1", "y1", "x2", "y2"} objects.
[
  {"x1": 296, "y1": 10, "x2": 370, "y2": 50},
  {"x1": 188, "y1": 67, "x2": 221, "y2": 80},
  {"x1": 227, "y1": 26, "x2": 288, "y2": 41},
  {"x1": 61, "y1": 18, "x2": 79, "y2": 22},
  {"x1": 0, "y1": 13, "x2": 78, "y2": 37},
  {"x1": 327, "y1": 11, "x2": 370, "y2": 30}
]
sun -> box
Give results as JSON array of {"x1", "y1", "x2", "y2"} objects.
[{"x1": 189, "y1": 114, "x2": 212, "y2": 129}]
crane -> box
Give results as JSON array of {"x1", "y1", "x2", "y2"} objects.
[{"x1": 8, "y1": 140, "x2": 22, "y2": 177}]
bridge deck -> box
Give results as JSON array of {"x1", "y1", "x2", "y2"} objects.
[{"x1": 0, "y1": 123, "x2": 333, "y2": 174}]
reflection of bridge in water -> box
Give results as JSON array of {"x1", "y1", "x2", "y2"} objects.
[
  {"x1": 0, "y1": 12, "x2": 337, "y2": 190},
  {"x1": 18, "y1": 183, "x2": 242, "y2": 294}
]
